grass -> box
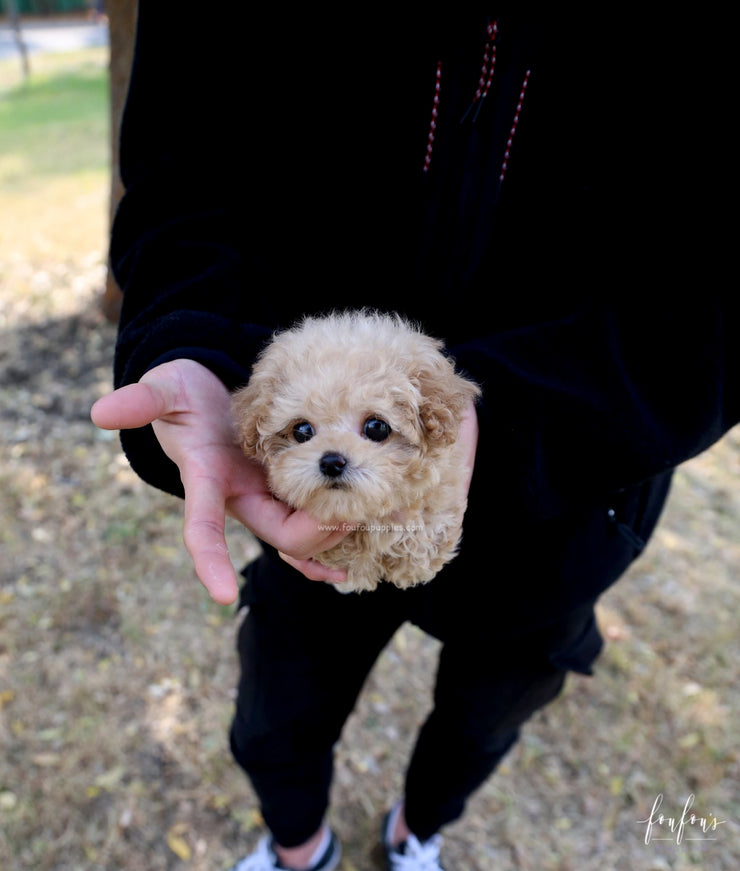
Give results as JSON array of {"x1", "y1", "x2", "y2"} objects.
[
  {"x1": 0, "y1": 48, "x2": 110, "y2": 299},
  {"x1": 0, "y1": 48, "x2": 109, "y2": 185},
  {"x1": 0, "y1": 46, "x2": 739, "y2": 871}
]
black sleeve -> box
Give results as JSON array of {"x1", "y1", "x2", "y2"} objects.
[
  {"x1": 110, "y1": 2, "x2": 269, "y2": 495},
  {"x1": 111, "y1": 2, "x2": 274, "y2": 393},
  {"x1": 450, "y1": 299, "x2": 739, "y2": 521}
]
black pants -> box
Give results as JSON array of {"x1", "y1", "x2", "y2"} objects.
[{"x1": 229, "y1": 547, "x2": 604, "y2": 848}]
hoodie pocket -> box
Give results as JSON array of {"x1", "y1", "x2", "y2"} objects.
[{"x1": 606, "y1": 471, "x2": 674, "y2": 557}]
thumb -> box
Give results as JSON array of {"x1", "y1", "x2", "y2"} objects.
[{"x1": 91, "y1": 379, "x2": 180, "y2": 431}]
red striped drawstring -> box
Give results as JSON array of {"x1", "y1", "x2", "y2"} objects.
[
  {"x1": 499, "y1": 69, "x2": 531, "y2": 182},
  {"x1": 422, "y1": 22, "x2": 532, "y2": 182},
  {"x1": 461, "y1": 20, "x2": 498, "y2": 123},
  {"x1": 423, "y1": 61, "x2": 442, "y2": 173}
]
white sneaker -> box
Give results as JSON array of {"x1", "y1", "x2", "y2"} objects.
[
  {"x1": 382, "y1": 805, "x2": 446, "y2": 871},
  {"x1": 228, "y1": 829, "x2": 341, "y2": 871}
]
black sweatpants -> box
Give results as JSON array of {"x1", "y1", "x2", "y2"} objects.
[{"x1": 229, "y1": 547, "x2": 604, "y2": 848}]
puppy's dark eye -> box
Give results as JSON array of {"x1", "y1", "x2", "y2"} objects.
[
  {"x1": 363, "y1": 417, "x2": 391, "y2": 442},
  {"x1": 293, "y1": 421, "x2": 315, "y2": 443}
]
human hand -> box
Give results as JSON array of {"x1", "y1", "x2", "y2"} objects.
[
  {"x1": 459, "y1": 396, "x2": 479, "y2": 497},
  {"x1": 90, "y1": 359, "x2": 349, "y2": 604}
]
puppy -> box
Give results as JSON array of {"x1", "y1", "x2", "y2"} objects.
[{"x1": 232, "y1": 311, "x2": 480, "y2": 593}]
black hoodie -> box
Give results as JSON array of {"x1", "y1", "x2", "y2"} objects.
[{"x1": 109, "y1": 4, "x2": 738, "y2": 633}]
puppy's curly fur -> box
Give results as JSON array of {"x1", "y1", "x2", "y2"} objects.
[{"x1": 232, "y1": 311, "x2": 480, "y2": 592}]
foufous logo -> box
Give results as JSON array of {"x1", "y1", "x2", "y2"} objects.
[{"x1": 637, "y1": 794, "x2": 727, "y2": 846}]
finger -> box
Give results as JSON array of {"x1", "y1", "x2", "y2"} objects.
[
  {"x1": 275, "y1": 512, "x2": 350, "y2": 560},
  {"x1": 183, "y1": 521, "x2": 240, "y2": 605},
  {"x1": 228, "y1": 490, "x2": 349, "y2": 560},
  {"x1": 90, "y1": 382, "x2": 175, "y2": 431},
  {"x1": 278, "y1": 551, "x2": 348, "y2": 584},
  {"x1": 459, "y1": 398, "x2": 479, "y2": 493},
  {"x1": 181, "y1": 472, "x2": 240, "y2": 605}
]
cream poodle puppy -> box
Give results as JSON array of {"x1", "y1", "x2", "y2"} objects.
[{"x1": 232, "y1": 311, "x2": 480, "y2": 592}]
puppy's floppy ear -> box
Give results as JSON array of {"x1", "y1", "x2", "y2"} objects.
[
  {"x1": 415, "y1": 356, "x2": 481, "y2": 450},
  {"x1": 231, "y1": 373, "x2": 274, "y2": 459}
]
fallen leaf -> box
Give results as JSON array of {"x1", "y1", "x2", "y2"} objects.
[
  {"x1": 679, "y1": 732, "x2": 701, "y2": 749},
  {"x1": 0, "y1": 791, "x2": 18, "y2": 810},
  {"x1": 95, "y1": 765, "x2": 126, "y2": 791},
  {"x1": 31, "y1": 752, "x2": 61, "y2": 767},
  {"x1": 166, "y1": 823, "x2": 192, "y2": 861}
]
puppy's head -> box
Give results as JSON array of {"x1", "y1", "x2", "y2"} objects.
[{"x1": 232, "y1": 311, "x2": 480, "y2": 522}]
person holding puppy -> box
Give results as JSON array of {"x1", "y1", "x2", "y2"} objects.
[{"x1": 92, "y1": 5, "x2": 737, "y2": 871}]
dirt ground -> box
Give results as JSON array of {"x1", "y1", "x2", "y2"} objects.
[{"x1": 1, "y1": 274, "x2": 739, "y2": 870}]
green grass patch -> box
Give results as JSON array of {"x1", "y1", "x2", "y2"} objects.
[{"x1": 0, "y1": 48, "x2": 109, "y2": 189}]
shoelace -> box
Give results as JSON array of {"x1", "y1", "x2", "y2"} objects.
[{"x1": 389, "y1": 833, "x2": 444, "y2": 871}]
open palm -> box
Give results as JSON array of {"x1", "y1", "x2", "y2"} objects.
[{"x1": 91, "y1": 359, "x2": 349, "y2": 604}]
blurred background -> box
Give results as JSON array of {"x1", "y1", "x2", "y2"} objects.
[{"x1": 1, "y1": 5, "x2": 739, "y2": 870}]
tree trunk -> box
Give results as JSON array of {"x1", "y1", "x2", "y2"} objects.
[
  {"x1": 7, "y1": 0, "x2": 30, "y2": 80},
  {"x1": 101, "y1": 0, "x2": 137, "y2": 323}
]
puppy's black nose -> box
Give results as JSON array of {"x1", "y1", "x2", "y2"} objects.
[{"x1": 319, "y1": 452, "x2": 348, "y2": 479}]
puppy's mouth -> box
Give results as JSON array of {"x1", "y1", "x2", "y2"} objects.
[{"x1": 324, "y1": 479, "x2": 350, "y2": 490}]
